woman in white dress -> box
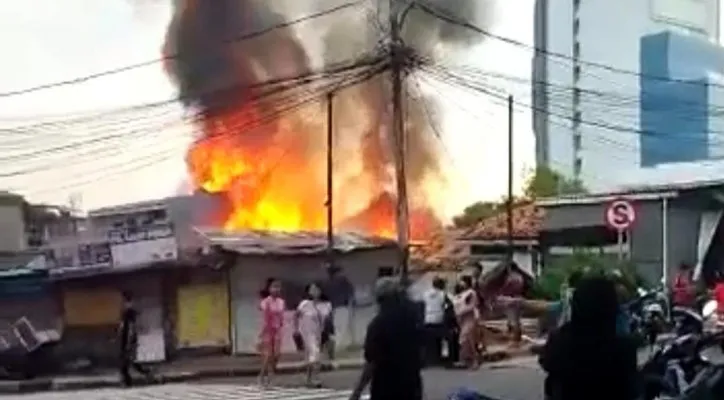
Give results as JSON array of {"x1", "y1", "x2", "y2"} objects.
[{"x1": 294, "y1": 282, "x2": 333, "y2": 387}]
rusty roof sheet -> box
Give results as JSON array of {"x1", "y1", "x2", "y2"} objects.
[
  {"x1": 195, "y1": 228, "x2": 397, "y2": 255},
  {"x1": 461, "y1": 203, "x2": 544, "y2": 240},
  {"x1": 409, "y1": 230, "x2": 469, "y2": 270}
]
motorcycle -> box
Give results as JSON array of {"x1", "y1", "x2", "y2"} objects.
[
  {"x1": 640, "y1": 300, "x2": 721, "y2": 400},
  {"x1": 629, "y1": 287, "x2": 670, "y2": 345},
  {"x1": 671, "y1": 293, "x2": 714, "y2": 337}
]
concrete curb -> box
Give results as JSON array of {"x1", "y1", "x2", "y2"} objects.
[{"x1": 0, "y1": 359, "x2": 365, "y2": 394}]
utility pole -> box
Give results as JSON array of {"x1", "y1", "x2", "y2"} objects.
[
  {"x1": 326, "y1": 92, "x2": 335, "y2": 265},
  {"x1": 506, "y1": 95, "x2": 514, "y2": 265},
  {"x1": 389, "y1": 0, "x2": 410, "y2": 283}
]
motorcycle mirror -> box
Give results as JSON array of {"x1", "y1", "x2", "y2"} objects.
[{"x1": 702, "y1": 300, "x2": 717, "y2": 319}]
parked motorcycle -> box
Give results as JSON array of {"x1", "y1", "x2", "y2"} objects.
[
  {"x1": 640, "y1": 301, "x2": 722, "y2": 400},
  {"x1": 671, "y1": 294, "x2": 714, "y2": 337},
  {"x1": 628, "y1": 287, "x2": 670, "y2": 347}
]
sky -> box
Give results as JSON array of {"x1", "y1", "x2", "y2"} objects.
[{"x1": 0, "y1": 0, "x2": 535, "y2": 220}]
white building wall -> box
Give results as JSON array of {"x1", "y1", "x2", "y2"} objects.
[
  {"x1": 542, "y1": 0, "x2": 720, "y2": 191},
  {"x1": 0, "y1": 200, "x2": 26, "y2": 253},
  {"x1": 542, "y1": 0, "x2": 575, "y2": 177}
]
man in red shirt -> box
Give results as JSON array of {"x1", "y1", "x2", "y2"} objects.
[
  {"x1": 712, "y1": 271, "x2": 724, "y2": 327},
  {"x1": 672, "y1": 263, "x2": 696, "y2": 308}
]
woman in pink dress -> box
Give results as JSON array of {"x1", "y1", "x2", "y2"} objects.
[{"x1": 258, "y1": 278, "x2": 285, "y2": 387}]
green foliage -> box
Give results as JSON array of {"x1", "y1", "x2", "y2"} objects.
[
  {"x1": 527, "y1": 251, "x2": 646, "y2": 300},
  {"x1": 452, "y1": 166, "x2": 586, "y2": 229},
  {"x1": 523, "y1": 165, "x2": 587, "y2": 199}
]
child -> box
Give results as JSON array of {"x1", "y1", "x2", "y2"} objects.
[{"x1": 258, "y1": 278, "x2": 285, "y2": 388}]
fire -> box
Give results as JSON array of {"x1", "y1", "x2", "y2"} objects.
[
  {"x1": 166, "y1": 0, "x2": 444, "y2": 240},
  {"x1": 186, "y1": 100, "x2": 437, "y2": 239}
]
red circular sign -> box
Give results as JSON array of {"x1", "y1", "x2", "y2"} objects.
[{"x1": 605, "y1": 199, "x2": 636, "y2": 231}]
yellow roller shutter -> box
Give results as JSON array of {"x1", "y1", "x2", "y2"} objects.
[{"x1": 176, "y1": 282, "x2": 229, "y2": 348}]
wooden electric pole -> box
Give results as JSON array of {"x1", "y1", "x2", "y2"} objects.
[
  {"x1": 506, "y1": 95, "x2": 514, "y2": 264},
  {"x1": 326, "y1": 92, "x2": 335, "y2": 264},
  {"x1": 389, "y1": 1, "x2": 410, "y2": 282}
]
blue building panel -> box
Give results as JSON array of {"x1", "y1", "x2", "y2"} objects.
[{"x1": 639, "y1": 32, "x2": 723, "y2": 166}]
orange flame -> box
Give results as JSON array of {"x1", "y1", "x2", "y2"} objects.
[{"x1": 186, "y1": 100, "x2": 438, "y2": 239}]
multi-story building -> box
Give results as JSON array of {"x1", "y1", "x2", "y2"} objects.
[
  {"x1": 533, "y1": 0, "x2": 721, "y2": 191},
  {"x1": 41, "y1": 194, "x2": 218, "y2": 270},
  {"x1": 0, "y1": 192, "x2": 26, "y2": 253},
  {"x1": 0, "y1": 191, "x2": 83, "y2": 253}
]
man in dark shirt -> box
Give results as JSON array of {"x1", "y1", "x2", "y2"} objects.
[
  {"x1": 118, "y1": 292, "x2": 154, "y2": 387},
  {"x1": 349, "y1": 278, "x2": 422, "y2": 400},
  {"x1": 540, "y1": 277, "x2": 639, "y2": 400}
]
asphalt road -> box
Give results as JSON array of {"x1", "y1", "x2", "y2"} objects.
[
  {"x1": 204, "y1": 356, "x2": 546, "y2": 400},
  {"x1": 7, "y1": 359, "x2": 545, "y2": 400}
]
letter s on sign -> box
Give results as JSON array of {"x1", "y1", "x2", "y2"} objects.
[{"x1": 612, "y1": 204, "x2": 629, "y2": 225}]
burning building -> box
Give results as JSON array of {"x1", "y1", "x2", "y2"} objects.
[{"x1": 162, "y1": 0, "x2": 493, "y2": 239}]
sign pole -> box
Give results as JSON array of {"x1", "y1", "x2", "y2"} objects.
[{"x1": 617, "y1": 229, "x2": 624, "y2": 261}]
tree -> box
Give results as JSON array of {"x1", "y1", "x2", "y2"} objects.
[
  {"x1": 523, "y1": 165, "x2": 586, "y2": 199},
  {"x1": 452, "y1": 201, "x2": 501, "y2": 228}
]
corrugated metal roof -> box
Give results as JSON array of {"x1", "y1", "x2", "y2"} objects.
[
  {"x1": 0, "y1": 253, "x2": 43, "y2": 272},
  {"x1": 195, "y1": 228, "x2": 397, "y2": 255},
  {"x1": 537, "y1": 167, "x2": 724, "y2": 207},
  {"x1": 461, "y1": 203, "x2": 543, "y2": 240},
  {"x1": 409, "y1": 230, "x2": 468, "y2": 270}
]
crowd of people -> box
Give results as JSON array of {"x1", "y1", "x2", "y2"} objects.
[
  {"x1": 114, "y1": 256, "x2": 724, "y2": 400},
  {"x1": 420, "y1": 263, "x2": 527, "y2": 369}
]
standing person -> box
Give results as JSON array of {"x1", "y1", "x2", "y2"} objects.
[
  {"x1": 118, "y1": 291, "x2": 154, "y2": 387},
  {"x1": 322, "y1": 264, "x2": 354, "y2": 359},
  {"x1": 258, "y1": 278, "x2": 285, "y2": 388},
  {"x1": 540, "y1": 277, "x2": 639, "y2": 400},
  {"x1": 443, "y1": 281, "x2": 461, "y2": 367},
  {"x1": 348, "y1": 277, "x2": 422, "y2": 400},
  {"x1": 712, "y1": 270, "x2": 724, "y2": 328},
  {"x1": 422, "y1": 277, "x2": 446, "y2": 366},
  {"x1": 470, "y1": 264, "x2": 488, "y2": 354},
  {"x1": 294, "y1": 282, "x2": 333, "y2": 388},
  {"x1": 499, "y1": 262, "x2": 526, "y2": 346},
  {"x1": 672, "y1": 262, "x2": 697, "y2": 308},
  {"x1": 453, "y1": 276, "x2": 480, "y2": 369}
]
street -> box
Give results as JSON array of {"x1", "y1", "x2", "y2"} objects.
[
  {"x1": 4, "y1": 358, "x2": 545, "y2": 400},
  {"x1": 8, "y1": 346, "x2": 721, "y2": 400}
]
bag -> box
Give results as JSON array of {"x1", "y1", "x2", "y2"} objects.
[
  {"x1": 321, "y1": 314, "x2": 335, "y2": 346},
  {"x1": 292, "y1": 332, "x2": 305, "y2": 352}
]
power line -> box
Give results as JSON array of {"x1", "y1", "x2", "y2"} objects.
[
  {"x1": 0, "y1": 1, "x2": 366, "y2": 99},
  {"x1": 420, "y1": 56, "x2": 724, "y2": 116},
  {"x1": 412, "y1": 0, "x2": 724, "y2": 92},
  {"x1": 415, "y1": 72, "x2": 664, "y2": 189},
  {"x1": 10, "y1": 60, "x2": 389, "y2": 195},
  {"x1": 2, "y1": 60, "x2": 387, "y2": 179},
  {"x1": 0, "y1": 52, "x2": 387, "y2": 162},
  {"x1": 423, "y1": 64, "x2": 724, "y2": 148}
]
